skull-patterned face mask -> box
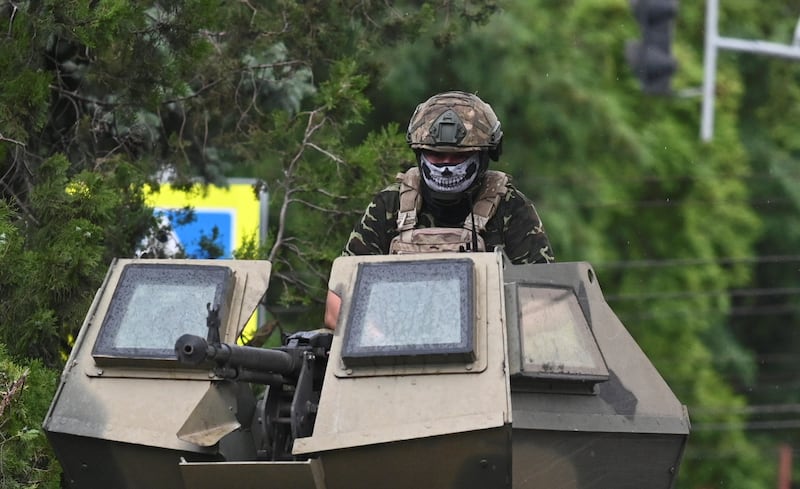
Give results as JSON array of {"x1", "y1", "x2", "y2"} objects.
[{"x1": 420, "y1": 152, "x2": 480, "y2": 194}]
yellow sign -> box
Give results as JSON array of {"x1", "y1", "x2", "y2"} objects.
[{"x1": 145, "y1": 180, "x2": 261, "y2": 258}]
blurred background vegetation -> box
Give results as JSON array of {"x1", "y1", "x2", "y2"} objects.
[{"x1": 1, "y1": 1, "x2": 799, "y2": 487}]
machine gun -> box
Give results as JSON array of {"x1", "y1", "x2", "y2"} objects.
[{"x1": 175, "y1": 304, "x2": 332, "y2": 461}]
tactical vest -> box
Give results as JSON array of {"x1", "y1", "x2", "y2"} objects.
[{"x1": 389, "y1": 167, "x2": 509, "y2": 255}]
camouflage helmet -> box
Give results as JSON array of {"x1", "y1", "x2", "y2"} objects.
[{"x1": 406, "y1": 91, "x2": 503, "y2": 161}]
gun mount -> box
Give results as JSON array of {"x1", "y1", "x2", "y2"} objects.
[{"x1": 44, "y1": 253, "x2": 689, "y2": 489}]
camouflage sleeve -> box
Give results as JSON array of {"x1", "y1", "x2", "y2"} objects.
[
  {"x1": 342, "y1": 188, "x2": 398, "y2": 256},
  {"x1": 499, "y1": 186, "x2": 555, "y2": 265}
]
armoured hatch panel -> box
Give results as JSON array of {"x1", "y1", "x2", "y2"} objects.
[
  {"x1": 44, "y1": 258, "x2": 271, "y2": 489},
  {"x1": 503, "y1": 260, "x2": 690, "y2": 489}
]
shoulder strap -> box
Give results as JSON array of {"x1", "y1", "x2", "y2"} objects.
[
  {"x1": 465, "y1": 170, "x2": 509, "y2": 232},
  {"x1": 396, "y1": 168, "x2": 422, "y2": 231},
  {"x1": 395, "y1": 168, "x2": 509, "y2": 233}
]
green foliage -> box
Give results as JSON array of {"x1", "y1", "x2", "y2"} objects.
[
  {"x1": 0, "y1": 344, "x2": 61, "y2": 489},
  {"x1": 4, "y1": 0, "x2": 499, "y2": 328},
  {"x1": 0, "y1": 155, "x2": 152, "y2": 365},
  {"x1": 722, "y1": 4, "x2": 800, "y2": 466}
]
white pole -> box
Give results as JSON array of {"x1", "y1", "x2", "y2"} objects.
[
  {"x1": 259, "y1": 187, "x2": 269, "y2": 249},
  {"x1": 700, "y1": 2, "x2": 800, "y2": 141},
  {"x1": 701, "y1": 0, "x2": 719, "y2": 142},
  {"x1": 258, "y1": 187, "x2": 269, "y2": 331},
  {"x1": 715, "y1": 37, "x2": 800, "y2": 59}
]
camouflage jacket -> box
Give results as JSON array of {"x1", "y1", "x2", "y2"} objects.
[{"x1": 343, "y1": 172, "x2": 555, "y2": 265}]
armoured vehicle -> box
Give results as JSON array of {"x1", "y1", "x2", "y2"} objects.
[{"x1": 44, "y1": 251, "x2": 690, "y2": 488}]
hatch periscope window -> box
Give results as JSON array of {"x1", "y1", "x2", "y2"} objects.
[
  {"x1": 92, "y1": 263, "x2": 234, "y2": 366},
  {"x1": 516, "y1": 284, "x2": 609, "y2": 382},
  {"x1": 342, "y1": 259, "x2": 475, "y2": 367}
]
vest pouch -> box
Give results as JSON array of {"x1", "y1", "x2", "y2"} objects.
[{"x1": 389, "y1": 227, "x2": 486, "y2": 255}]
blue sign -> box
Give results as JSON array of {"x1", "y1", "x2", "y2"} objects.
[{"x1": 158, "y1": 208, "x2": 235, "y2": 258}]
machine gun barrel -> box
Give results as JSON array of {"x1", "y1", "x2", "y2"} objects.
[{"x1": 175, "y1": 334, "x2": 299, "y2": 376}]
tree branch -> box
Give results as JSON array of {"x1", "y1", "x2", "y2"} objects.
[
  {"x1": 307, "y1": 141, "x2": 344, "y2": 164},
  {"x1": 290, "y1": 197, "x2": 350, "y2": 215},
  {"x1": 0, "y1": 369, "x2": 28, "y2": 420},
  {"x1": 0, "y1": 133, "x2": 25, "y2": 147}
]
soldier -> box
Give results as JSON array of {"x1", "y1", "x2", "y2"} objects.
[{"x1": 324, "y1": 90, "x2": 554, "y2": 329}]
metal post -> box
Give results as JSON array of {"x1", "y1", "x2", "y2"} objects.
[
  {"x1": 717, "y1": 37, "x2": 800, "y2": 58},
  {"x1": 701, "y1": 0, "x2": 719, "y2": 142},
  {"x1": 701, "y1": 1, "x2": 800, "y2": 141},
  {"x1": 259, "y1": 187, "x2": 269, "y2": 250},
  {"x1": 794, "y1": 16, "x2": 800, "y2": 46},
  {"x1": 258, "y1": 186, "x2": 269, "y2": 328},
  {"x1": 777, "y1": 443, "x2": 792, "y2": 489}
]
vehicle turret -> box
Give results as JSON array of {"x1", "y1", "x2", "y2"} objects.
[{"x1": 44, "y1": 252, "x2": 689, "y2": 488}]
